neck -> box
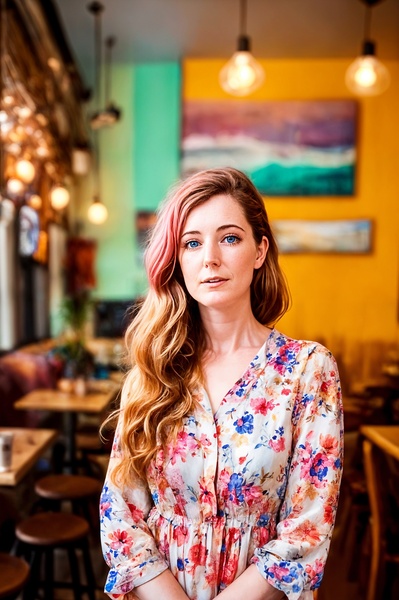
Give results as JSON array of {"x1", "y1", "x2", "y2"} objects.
[{"x1": 199, "y1": 303, "x2": 271, "y2": 356}]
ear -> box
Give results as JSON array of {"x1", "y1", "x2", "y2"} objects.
[{"x1": 254, "y1": 236, "x2": 269, "y2": 269}]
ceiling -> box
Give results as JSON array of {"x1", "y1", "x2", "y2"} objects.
[{"x1": 53, "y1": 0, "x2": 399, "y2": 86}]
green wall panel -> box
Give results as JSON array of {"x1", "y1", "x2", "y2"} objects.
[{"x1": 133, "y1": 63, "x2": 181, "y2": 211}]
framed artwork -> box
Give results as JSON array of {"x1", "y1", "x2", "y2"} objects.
[
  {"x1": 272, "y1": 219, "x2": 372, "y2": 254},
  {"x1": 181, "y1": 99, "x2": 357, "y2": 196}
]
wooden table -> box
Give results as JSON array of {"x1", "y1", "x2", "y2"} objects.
[
  {"x1": 14, "y1": 380, "x2": 120, "y2": 473},
  {"x1": 360, "y1": 425, "x2": 399, "y2": 461},
  {"x1": 0, "y1": 428, "x2": 57, "y2": 486}
]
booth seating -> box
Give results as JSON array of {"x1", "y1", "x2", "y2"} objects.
[
  {"x1": 0, "y1": 553, "x2": 30, "y2": 599},
  {"x1": 15, "y1": 511, "x2": 96, "y2": 600}
]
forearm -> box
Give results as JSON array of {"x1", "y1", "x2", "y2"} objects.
[
  {"x1": 124, "y1": 569, "x2": 190, "y2": 600},
  {"x1": 217, "y1": 565, "x2": 285, "y2": 600}
]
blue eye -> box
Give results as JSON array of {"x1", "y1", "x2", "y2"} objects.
[
  {"x1": 224, "y1": 235, "x2": 239, "y2": 244},
  {"x1": 186, "y1": 240, "x2": 200, "y2": 249}
]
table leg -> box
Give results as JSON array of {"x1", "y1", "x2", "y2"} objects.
[{"x1": 63, "y1": 412, "x2": 77, "y2": 474}]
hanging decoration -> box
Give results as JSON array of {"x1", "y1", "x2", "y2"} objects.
[{"x1": 219, "y1": 0, "x2": 264, "y2": 97}]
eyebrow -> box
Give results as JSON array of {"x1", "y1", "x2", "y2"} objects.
[{"x1": 181, "y1": 224, "x2": 246, "y2": 237}]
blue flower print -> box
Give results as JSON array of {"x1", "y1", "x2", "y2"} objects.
[
  {"x1": 228, "y1": 473, "x2": 245, "y2": 503},
  {"x1": 257, "y1": 514, "x2": 270, "y2": 527},
  {"x1": 310, "y1": 457, "x2": 328, "y2": 482},
  {"x1": 233, "y1": 412, "x2": 254, "y2": 434}
]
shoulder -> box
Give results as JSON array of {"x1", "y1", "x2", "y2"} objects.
[{"x1": 269, "y1": 329, "x2": 339, "y2": 378}]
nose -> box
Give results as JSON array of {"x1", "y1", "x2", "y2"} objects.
[{"x1": 203, "y1": 242, "x2": 221, "y2": 268}]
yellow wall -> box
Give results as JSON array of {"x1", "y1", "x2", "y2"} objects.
[{"x1": 183, "y1": 59, "x2": 399, "y2": 377}]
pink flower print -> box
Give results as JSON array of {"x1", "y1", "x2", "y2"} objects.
[
  {"x1": 199, "y1": 478, "x2": 214, "y2": 505},
  {"x1": 243, "y1": 483, "x2": 263, "y2": 506},
  {"x1": 221, "y1": 553, "x2": 239, "y2": 586},
  {"x1": 170, "y1": 431, "x2": 199, "y2": 464},
  {"x1": 305, "y1": 558, "x2": 324, "y2": 588},
  {"x1": 173, "y1": 524, "x2": 189, "y2": 546},
  {"x1": 108, "y1": 529, "x2": 133, "y2": 556},
  {"x1": 269, "y1": 427, "x2": 286, "y2": 453},
  {"x1": 127, "y1": 503, "x2": 144, "y2": 521},
  {"x1": 187, "y1": 543, "x2": 207, "y2": 573},
  {"x1": 250, "y1": 397, "x2": 276, "y2": 415}
]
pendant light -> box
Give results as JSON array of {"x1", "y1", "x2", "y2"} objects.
[
  {"x1": 219, "y1": 0, "x2": 264, "y2": 97},
  {"x1": 346, "y1": 0, "x2": 390, "y2": 97},
  {"x1": 88, "y1": 2, "x2": 121, "y2": 129},
  {"x1": 50, "y1": 184, "x2": 70, "y2": 210},
  {"x1": 87, "y1": 127, "x2": 108, "y2": 225},
  {"x1": 88, "y1": 194, "x2": 108, "y2": 224}
]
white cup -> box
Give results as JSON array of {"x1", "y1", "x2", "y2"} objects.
[{"x1": 0, "y1": 432, "x2": 14, "y2": 472}]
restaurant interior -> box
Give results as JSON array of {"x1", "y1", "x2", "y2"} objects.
[{"x1": 0, "y1": 0, "x2": 399, "y2": 598}]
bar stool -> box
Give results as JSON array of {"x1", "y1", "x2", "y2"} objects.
[
  {"x1": 34, "y1": 474, "x2": 102, "y2": 531},
  {"x1": 15, "y1": 512, "x2": 96, "y2": 600},
  {"x1": 0, "y1": 554, "x2": 29, "y2": 599}
]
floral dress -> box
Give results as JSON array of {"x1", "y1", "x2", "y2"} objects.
[{"x1": 100, "y1": 329, "x2": 343, "y2": 600}]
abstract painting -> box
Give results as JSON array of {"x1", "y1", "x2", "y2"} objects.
[
  {"x1": 272, "y1": 219, "x2": 372, "y2": 254},
  {"x1": 181, "y1": 100, "x2": 357, "y2": 196}
]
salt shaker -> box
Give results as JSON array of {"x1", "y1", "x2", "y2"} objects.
[{"x1": 0, "y1": 431, "x2": 14, "y2": 472}]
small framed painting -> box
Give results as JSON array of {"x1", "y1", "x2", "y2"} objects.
[
  {"x1": 272, "y1": 219, "x2": 372, "y2": 254},
  {"x1": 181, "y1": 99, "x2": 357, "y2": 196}
]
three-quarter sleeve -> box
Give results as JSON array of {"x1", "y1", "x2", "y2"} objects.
[
  {"x1": 251, "y1": 345, "x2": 344, "y2": 599},
  {"x1": 100, "y1": 420, "x2": 169, "y2": 597}
]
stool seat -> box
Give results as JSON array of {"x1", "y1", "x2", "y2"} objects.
[
  {"x1": 0, "y1": 553, "x2": 29, "y2": 599},
  {"x1": 34, "y1": 474, "x2": 102, "y2": 501},
  {"x1": 16, "y1": 512, "x2": 89, "y2": 547}
]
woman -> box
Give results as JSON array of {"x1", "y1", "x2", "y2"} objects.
[{"x1": 100, "y1": 168, "x2": 343, "y2": 600}]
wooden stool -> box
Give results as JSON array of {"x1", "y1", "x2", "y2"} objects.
[
  {"x1": 15, "y1": 512, "x2": 96, "y2": 600},
  {"x1": 34, "y1": 474, "x2": 102, "y2": 530},
  {"x1": 0, "y1": 554, "x2": 29, "y2": 599}
]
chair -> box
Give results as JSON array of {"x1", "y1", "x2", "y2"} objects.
[
  {"x1": 34, "y1": 473, "x2": 102, "y2": 531},
  {"x1": 0, "y1": 553, "x2": 29, "y2": 599},
  {"x1": 15, "y1": 511, "x2": 96, "y2": 600},
  {"x1": 362, "y1": 439, "x2": 399, "y2": 600}
]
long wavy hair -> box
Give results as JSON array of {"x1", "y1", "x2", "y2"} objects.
[{"x1": 108, "y1": 167, "x2": 290, "y2": 485}]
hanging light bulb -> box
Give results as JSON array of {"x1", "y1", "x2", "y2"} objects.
[
  {"x1": 50, "y1": 185, "x2": 70, "y2": 210},
  {"x1": 346, "y1": 40, "x2": 390, "y2": 96},
  {"x1": 219, "y1": 0, "x2": 264, "y2": 97},
  {"x1": 15, "y1": 159, "x2": 36, "y2": 183},
  {"x1": 346, "y1": 0, "x2": 390, "y2": 97},
  {"x1": 88, "y1": 195, "x2": 108, "y2": 224}
]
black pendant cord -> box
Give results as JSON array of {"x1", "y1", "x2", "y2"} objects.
[
  {"x1": 363, "y1": 4, "x2": 373, "y2": 40},
  {"x1": 104, "y1": 36, "x2": 116, "y2": 106},
  {"x1": 239, "y1": 0, "x2": 247, "y2": 37},
  {"x1": 87, "y1": 2, "x2": 104, "y2": 111}
]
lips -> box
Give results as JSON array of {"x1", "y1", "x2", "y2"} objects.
[{"x1": 201, "y1": 277, "x2": 227, "y2": 284}]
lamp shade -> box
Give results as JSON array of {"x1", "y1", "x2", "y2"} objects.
[
  {"x1": 88, "y1": 197, "x2": 108, "y2": 224},
  {"x1": 50, "y1": 185, "x2": 70, "y2": 210}
]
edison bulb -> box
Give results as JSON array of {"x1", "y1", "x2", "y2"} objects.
[
  {"x1": 346, "y1": 55, "x2": 390, "y2": 96},
  {"x1": 50, "y1": 185, "x2": 70, "y2": 210},
  {"x1": 88, "y1": 198, "x2": 108, "y2": 224},
  {"x1": 219, "y1": 51, "x2": 264, "y2": 96},
  {"x1": 15, "y1": 159, "x2": 36, "y2": 183}
]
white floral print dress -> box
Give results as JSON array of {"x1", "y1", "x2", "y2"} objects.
[{"x1": 100, "y1": 329, "x2": 344, "y2": 600}]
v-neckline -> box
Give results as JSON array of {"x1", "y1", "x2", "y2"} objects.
[{"x1": 200, "y1": 328, "x2": 276, "y2": 419}]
